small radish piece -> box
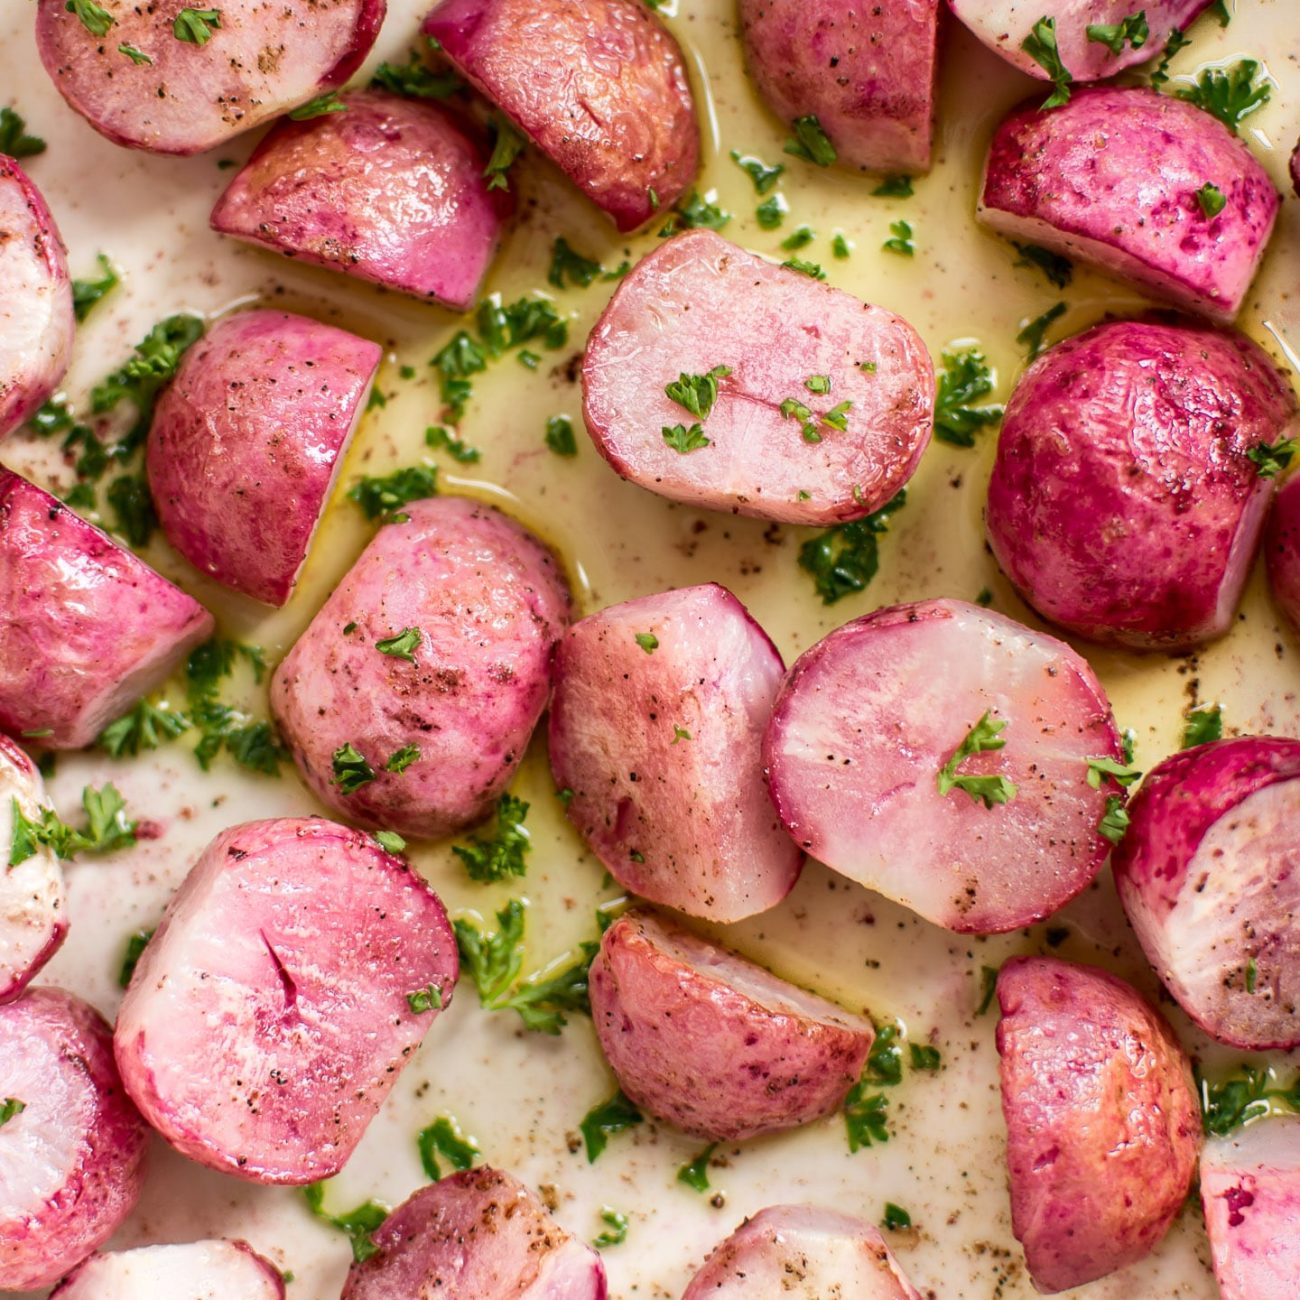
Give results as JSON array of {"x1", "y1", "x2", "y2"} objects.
[
  {"x1": 951, "y1": 2, "x2": 1214, "y2": 84},
  {"x1": 979, "y1": 87, "x2": 1279, "y2": 321},
  {"x1": 271, "y1": 498, "x2": 570, "y2": 840},
  {"x1": 0, "y1": 157, "x2": 73, "y2": 439},
  {"x1": 549, "y1": 583, "x2": 800, "y2": 922},
  {"x1": 739, "y1": 0, "x2": 940, "y2": 173},
  {"x1": 1200, "y1": 1116, "x2": 1300, "y2": 1300},
  {"x1": 210, "y1": 92, "x2": 513, "y2": 311},
  {"x1": 52, "y1": 1239, "x2": 285, "y2": 1298},
  {"x1": 35, "y1": 0, "x2": 385, "y2": 156},
  {"x1": 0, "y1": 988, "x2": 148, "y2": 1290},
  {"x1": 996, "y1": 956, "x2": 1201, "y2": 1294},
  {"x1": 422, "y1": 0, "x2": 698, "y2": 232},
  {"x1": 987, "y1": 318, "x2": 1296, "y2": 651},
  {"x1": 582, "y1": 230, "x2": 934, "y2": 524},
  {"x1": 590, "y1": 909, "x2": 873, "y2": 1141},
  {"x1": 114, "y1": 817, "x2": 458, "y2": 1184},
  {"x1": 0, "y1": 469, "x2": 214, "y2": 749},
  {"x1": 341, "y1": 1167, "x2": 606, "y2": 1299},
  {"x1": 1113, "y1": 737, "x2": 1300, "y2": 1050},
  {"x1": 682, "y1": 1205, "x2": 923, "y2": 1299},
  {"x1": 1265, "y1": 473, "x2": 1300, "y2": 633},
  {"x1": 763, "y1": 598, "x2": 1121, "y2": 934},
  {"x1": 146, "y1": 309, "x2": 381, "y2": 606},
  {"x1": 0, "y1": 735, "x2": 66, "y2": 1002}
]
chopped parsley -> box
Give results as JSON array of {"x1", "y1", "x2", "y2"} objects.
[
  {"x1": 99, "y1": 697, "x2": 190, "y2": 757},
  {"x1": 417, "y1": 1115, "x2": 478, "y2": 1180},
  {"x1": 385, "y1": 745, "x2": 420, "y2": 774},
  {"x1": 798, "y1": 490, "x2": 905, "y2": 604},
  {"x1": 0, "y1": 1098, "x2": 25, "y2": 1128},
  {"x1": 832, "y1": 233, "x2": 852, "y2": 259},
  {"x1": 755, "y1": 195, "x2": 786, "y2": 229},
  {"x1": 1177, "y1": 60, "x2": 1272, "y2": 132},
  {"x1": 452, "y1": 794, "x2": 530, "y2": 883},
  {"x1": 67, "y1": 0, "x2": 114, "y2": 37},
  {"x1": 579, "y1": 1090, "x2": 644, "y2": 1161},
  {"x1": 593, "y1": 1207, "x2": 629, "y2": 1248},
  {"x1": 0, "y1": 107, "x2": 45, "y2": 159},
  {"x1": 1085, "y1": 12, "x2": 1149, "y2": 55},
  {"x1": 780, "y1": 225, "x2": 815, "y2": 251},
  {"x1": 1182, "y1": 703, "x2": 1223, "y2": 748},
  {"x1": 1246, "y1": 957, "x2": 1258, "y2": 994},
  {"x1": 1012, "y1": 243, "x2": 1072, "y2": 289},
  {"x1": 882, "y1": 220, "x2": 914, "y2": 256},
  {"x1": 289, "y1": 93, "x2": 347, "y2": 121},
  {"x1": 662, "y1": 422, "x2": 710, "y2": 453},
  {"x1": 1098, "y1": 795, "x2": 1130, "y2": 844},
  {"x1": 545, "y1": 415, "x2": 578, "y2": 457},
  {"x1": 844, "y1": 1084, "x2": 889, "y2": 1150},
  {"x1": 375, "y1": 627, "x2": 421, "y2": 663},
  {"x1": 677, "y1": 1144, "x2": 716, "y2": 1192},
  {"x1": 934, "y1": 349, "x2": 1003, "y2": 447},
  {"x1": 302, "y1": 1183, "x2": 388, "y2": 1264},
  {"x1": 426, "y1": 425, "x2": 480, "y2": 463},
  {"x1": 331, "y1": 743, "x2": 376, "y2": 795},
  {"x1": 1247, "y1": 437, "x2": 1296, "y2": 478},
  {"x1": 976, "y1": 965, "x2": 999, "y2": 1015},
  {"x1": 173, "y1": 7, "x2": 221, "y2": 44},
  {"x1": 1196, "y1": 182, "x2": 1227, "y2": 218},
  {"x1": 374, "y1": 831, "x2": 406, "y2": 854},
  {"x1": 1021, "y1": 16, "x2": 1073, "y2": 108},
  {"x1": 117, "y1": 928, "x2": 154, "y2": 987},
  {"x1": 784, "y1": 115, "x2": 837, "y2": 167},
  {"x1": 548, "y1": 238, "x2": 622, "y2": 290},
  {"x1": 370, "y1": 42, "x2": 462, "y2": 99},
  {"x1": 106, "y1": 474, "x2": 155, "y2": 546},
  {"x1": 483, "y1": 117, "x2": 526, "y2": 190},
  {"x1": 805, "y1": 375, "x2": 831, "y2": 394},
  {"x1": 882, "y1": 1203, "x2": 912, "y2": 1230},
  {"x1": 69, "y1": 254, "x2": 119, "y2": 323},
  {"x1": 405, "y1": 983, "x2": 443, "y2": 1014},
  {"x1": 936, "y1": 712, "x2": 1018, "y2": 809},
  {"x1": 659, "y1": 191, "x2": 731, "y2": 236},
  {"x1": 1198, "y1": 1063, "x2": 1300, "y2": 1136},
  {"x1": 10, "y1": 784, "x2": 136, "y2": 866},
  {"x1": 347, "y1": 464, "x2": 437, "y2": 519},
  {"x1": 872, "y1": 175, "x2": 914, "y2": 198},
  {"x1": 730, "y1": 150, "x2": 784, "y2": 194},
  {"x1": 1086, "y1": 755, "x2": 1142, "y2": 788},
  {"x1": 635, "y1": 632, "x2": 659, "y2": 653},
  {"x1": 909, "y1": 1043, "x2": 942, "y2": 1071},
  {"x1": 1016, "y1": 302, "x2": 1067, "y2": 359},
  {"x1": 865, "y1": 1021, "x2": 904, "y2": 1085},
  {"x1": 665, "y1": 365, "x2": 731, "y2": 420},
  {"x1": 782, "y1": 256, "x2": 826, "y2": 280},
  {"x1": 671, "y1": 725, "x2": 691, "y2": 744},
  {"x1": 1150, "y1": 28, "x2": 1192, "y2": 87}
]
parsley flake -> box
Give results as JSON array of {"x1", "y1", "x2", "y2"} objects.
[
  {"x1": 0, "y1": 1098, "x2": 25, "y2": 1128},
  {"x1": 406, "y1": 983, "x2": 443, "y2": 1014},
  {"x1": 934, "y1": 349, "x2": 1003, "y2": 447},
  {"x1": 784, "y1": 115, "x2": 837, "y2": 166},
  {"x1": 798, "y1": 490, "x2": 905, "y2": 604},
  {"x1": 593, "y1": 1207, "x2": 629, "y2": 1248},
  {"x1": 173, "y1": 7, "x2": 221, "y2": 44},
  {"x1": 10, "y1": 785, "x2": 136, "y2": 867},
  {"x1": 1016, "y1": 302, "x2": 1067, "y2": 359},
  {"x1": 783, "y1": 255, "x2": 826, "y2": 280},
  {"x1": 677, "y1": 1144, "x2": 716, "y2": 1192},
  {"x1": 425, "y1": 425, "x2": 480, "y2": 463},
  {"x1": 71, "y1": 254, "x2": 120, "y2": 322},
  {"x1": 66, "y1": 0, "x2": 114, "y2": 36},
  {"x1": 418, "y1": 1115, "x2": 478, "y2": 1179},
  {"x1": 580, "y1": 1090, "x2": 644, "y2": 1161},
  {"x1": 1198, "y1": 1063, "x2": 1300, "y2": 1136},
  {"x1": 483, "y1": 117, "x2": 526, "y2": 190},
  {"x1": 1021, "y1": 16, "x2": 1073, "y2": 108},
  {"x1": 1177, "y1": 60, "x2": 1271, "y2": 132},
  {"x1": 289, "y1": 93, "x2": 347, "y2": 121},
  {"x1": 882, "y1": 220, "x2": 914, "y2": 256},
  {"x1": 0, "y1": 108, "x2": 45, "y2": 159},
  {"x1": 545, "y1": 415, "x2": 578, "y2": 457},
  {"x1": 1098, "y1": 794, "x2": 1130, "y2": 844},
  {"x1": 872, "y1": 175, "x2": 914, "y2": 198},
  {"x1": 662, "y1": 422, "x2": 710, "y2": 453},
  {"x1": 1182, "y1": 703, "x2": 1223, "y2": 748},
  {"x1": 1247, "y1": 437, "x2": 1296, "y2": 478},
  {"x1": 371, "y1": 43, "x2": 462, "y2": 99},
  {"x1": 375, "y1": 626, "x2": 421, "y2": 663},
  {"x1": 635, "y1": 632, "x2": 659, "y2": 653},
  {"x1": 1085, "y1": 12, "x2": 1149, "y2": 55},
  {"x1": 385, "y1": 745, "x2": 420, "y2": 774},
  {"x1": 117, "y1": 928, "x2": 154, "y2": 987},
  {"x1": 302, "y1": 1184, "x2": 388, "y2": 1264},
  {"x1": 883, "y1": 1203, "x2": 912, "y2": 1231},
  {"x1": 1196, "y1": 181, "x2": 1227, "y2": 218},
  {"x1": 665, "y1": 365, "x2": 732, "y2": 420},
  {"x1": 730, "y1": 150, "x2": 784, "y2": 193},
  {"x1": 1086, "y1": 755, "x2": 1142, "y2": 788},
  {"x1": 452, "y1": 794, "x2": 530, "y2": 883},
  {"x1": 937, "y1": 712, "x2": 1018, "y2": 809},
  {"x1": 347, "y1": 465, "x2": 437, "y2": 519},
  {"x1": 331, "y1": 743, "x2": 376, "y2": 795},
  {"x1": 1012, "y1": 243, "x2": 1073, "y2": 288}
]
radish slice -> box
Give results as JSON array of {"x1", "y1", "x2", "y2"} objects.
[
  {"x1": 0, "y1": 988, "x2": 148, "y2": 1290},
  {"x1": 763, "y1": 598, "x2": 1120, "y2": 934},
  {"x1": 0, "y1": 157, "x2": 73, "y2": 439},
  {"x1": 1265, "y1": 473, "x2": 1300, "y2": 633},
  {"x1": 210, "y1": 92, "x2": 513, "y2": 311},
  {"x1": 581, "y1": 230, "x2": 934, "y2": 525},
  {"x1": 422, "y1": 0, "x2": 698, "y2": 232},
  {"x1": 114, "y1": 817, "x2": 458, "y2": 1184},
  {"x1": 52, "y1": 1239, "x2": 285, "y2": 1298},
  {"x1": 682, "y1": 1205, "x2": 923, "y2": 1299},
  {"x1": 996, "y1": 956, "x2": 1201, "y2": 1294},
  {"x1": 341, "y1": 1167, "x2": 606, "y2": 1299},
  {"x1": 0, "y1": 469, "x2": 214, "y2": 749},
  {"x1": 35, "y1": 0, "x2": 385, "y2": 156},
  {"x1": 1113, "y1": 737, "x2": 1300, "y2": 1050},
  {"x1": 549, "y1": 582, "x2": 801, "y2": 923},
  {"x1": 0, "y1": 735, "x2": 66, "y2": 1002},
  {"x1": 146, "y1": 309, "x2": 381, "y2": 607},
  {"x1": 979, "y1": 87, "x2": 1279, "y2": 322},
  {"x1": 1200, "y1": 1117, "x2": 1300, "y2": 1300},
  {"x1": 590, "y1": 909, "x2": 873, "y2": 1141}
]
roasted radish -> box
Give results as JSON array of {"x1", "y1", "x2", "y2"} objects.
[
  {"x1": 1265, "y1": 473, "x2": 1300, "y2": 633},
  {"x1": 52, "y1": 1239, "x2": 285, "y2": 1298}
]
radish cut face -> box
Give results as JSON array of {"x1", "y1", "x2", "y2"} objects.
[
  {"x1": 51, "y1": 1239, "x2": 285, "y2": 1298},
  {"x1": 1265, "y1": 474, "x2": 1300, "y2": 633}
]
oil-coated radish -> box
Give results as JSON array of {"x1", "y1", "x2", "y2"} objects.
[
  {"x1": 590, "y1": 909, "x2": 873, "y2": 1141},
  {"x1": 52, "y1": 1239, "x2": 285, "y2": 1298},
  {"x1": 146, "y1": 310, "x2": 381, "y2": 606},
  {"x1": 763, "y1": 598, "x2": 1121, "y2": 934},
  {"x1": 582, "y1": 230, "x2": 934, "y2": 525},
  {"x1": 0, "y1": 469, "x2": 214, "y2": 749},
  {"x1": 996, "y1": 956, "x2": 1201, "y2": 1293},
  {"x1": 549, "y1": 583, "x2": 800, "y2": 922},
  {"x1": 210, "y1": 92, "x2": 513, "y2": 311},
  {"x1": 114, "y1": 817, "x2": 458, "y2": 1184},
  {"x1": 1265, "y1": 473, "x2": 1300, "y2": 633},
  {"x1": 271, "y1": 497, "x2": 570, "y2": 840},
  {"x1": 0, "y1": 988, "x2": 148, "y2": 1290}
]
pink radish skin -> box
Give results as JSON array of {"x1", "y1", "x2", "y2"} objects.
[
  {"x1": 986, "y1": 319, "x2": 1297, "y2": 651},
  {"x1": 590, "y1": 910, "x2": 873, "y2": 1142},
  {"x1": 0, "y1": 988, "x2": 148, "y2": 1290},
  {"x1": 581, "y1": 230, "x2": 934, "y2": 525},
  {"x1": 271, "y1": 498, "x2": 570, "y2": 840},
  {"x1": 1200, "y1": 1117, "x2": 1300, "y2": 1300},
  {"x1": 342, "y1": 1167, "x2": 606, "y2": 1299},
  {"x1": 0, "y1": 157, "x2": 73, "y2": 439},
  {"x1": 0, "y1": 469, "x2": 214, "y2": 749},
  {"x1": 0, "y1": 735, "x2": 66, "y2": 1002},
  {"x1": 35, "y1": 0, "x2": 385, "y2": 156},
  {"x1": 1265, "y1": 474, "x2": 1300, "y2": 633},
  {"x1": 682, "y1": 1204, "x2": 923, "y2": 1299},
  {"x1": 114, "y1": 817, "x2": 458, "y2": 1185},
  {"x1": 52, "y1": 1239, "x2": 285, "y2": 1298},
  {"x1": 739, "y1": 0, "x2": 940, "y2": 173},
  {"x1": 422, "y1": 0, "x2": 698, "y2": 232},
  {"x1": 980, "y1": 87, "x2": 1279, "y2": 321},
  {"x1": 1113, "y1": 737, "x2": 1300, "y2": 1050},
  {"x1": 210, "y1": 92, "x2": 514, "y2": 311},
  {"x1": 548, "y1": 583, "x2": 801, "y2": 923},
  {"x1": 146, "y1": 310, "x2": 381, "y2": 607},
  {"x1": 763, "y1": 598, "x2": 1121, "y2": 934},
  {"x1": 996, "y1": 957, "x2": 1201, "y2": 1294}
]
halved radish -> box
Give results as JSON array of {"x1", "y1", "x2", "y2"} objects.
[
  {"x1": 0, "y1": 988, "x2": 148, "y2": 1290},
  {"x1": 422, "y1": 0, "x2": 698, "y2": 232},
  {"x1": 35, "y1": 0, "x2": 385, "y2": 156},
  {"x1": 1265, "y1": 473, "x2": 1300, "y2": 633},
  {"x1": 682, "y1": 1205, "x2": 923, "y2": 1299},
  {"x1": 979, "y1": 87, "x2": 1279, "y2": 321},
  {"x1": 763, "y1": 598, "x2": 1121, "y2": 934},
  {"x1": 581, "y1": 230, "x2": 934, "y2": 525},
  {"x1": 0, "y1": 469, "x2": 214, "y2": 749},
  {"x1": 1113, "y1": 737, "x2": 1300, "y2": 1050},
  {"x1": 114, "y1": 817, "x2": 458, "y2": 1184},
  {"x1": 996, "y1": 956, "x2": 1201, "y2": 1294},
  {"x1": 52, "y1": 1239, "x2": 285, "y2": 1298},
  {"x1": 0, "y1": 157, "x2": 73, "y2": 439},
  {"x1": 341, "y1": 1167, "x2": 606, "y2": 1298},
  {"x1": 0, "y1": 734, "x2": 66, "y2": 1001},
  {"x1": 210, "y1": 92, "x2": 513, "y2": 311},
  {"x1": 549, "y1": 583, "x2": 801, "y2": 922},
  {"x1": 146, "y1": 309, "x2": 381, "y2": 607},
  {"x1": 1200, "y1": 1116, "x2": 1300, "y2": 1300},
  {"x1": 739, "y1": 0, "x2": 940, "y2": 173},
  {"x1": 590, "y1": 909, "x2": 873, "y2": 1141},
  {"x1": 986, "y1": 318, "x2": 1296, "y2": 651}
]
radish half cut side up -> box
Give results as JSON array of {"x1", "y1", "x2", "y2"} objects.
[{"x1": 51, "y1": 1239, "x2": 286, "y2": 1298}]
